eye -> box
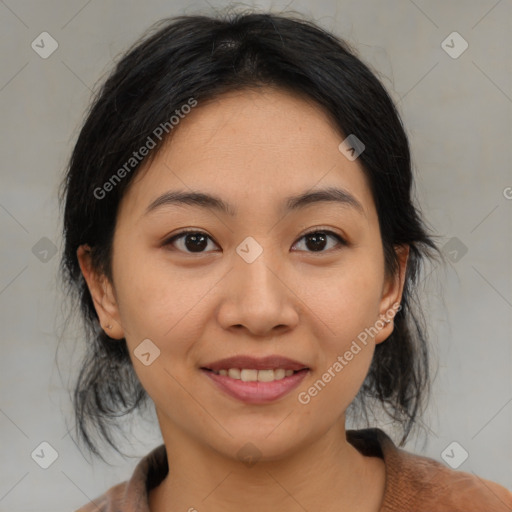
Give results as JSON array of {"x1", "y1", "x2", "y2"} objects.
[
  {"x1": 164, "y1": 230, "x2": 219, "y2": 254},
  {"x1": 292, "y1": 229, "x2": 347, "y2": 253},
  {"x1": 163, "y1": 228, "x2": 346, "y2": 254}
]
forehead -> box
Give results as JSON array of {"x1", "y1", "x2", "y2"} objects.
[{"x1": 119, "y1": 88, "x2": 375, "y2": 223}]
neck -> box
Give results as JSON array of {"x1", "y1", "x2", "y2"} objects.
[{"x1": 149, "y1": 419, "x2": 386, "y2": 512}]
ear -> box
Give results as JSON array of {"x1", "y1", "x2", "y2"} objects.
[
  {"x1": 374, "y1": 244, "x2": 409, "y2": 344},
  {"x1": 76, "y1": 244, "x2": 125, "y2": 339}
]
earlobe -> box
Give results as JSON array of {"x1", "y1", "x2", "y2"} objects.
[
  {"x1": 374, "y1": 244, "x2": 409, "y2": 344},
  {"x1": 76, "y1": 244, "x2": 124, "y2": 339}
]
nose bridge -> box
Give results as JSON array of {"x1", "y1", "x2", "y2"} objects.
[
  {"x1": 218, "y1": 235, "x2": 298, "y2": 334},
  {"x1": 234, "y1": 235, "x2": 283, "y2": 305}
]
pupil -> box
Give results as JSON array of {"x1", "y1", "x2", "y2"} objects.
[
  {"x1": 306, "y1": 232, "x2": 327, "y2": 251},
  {"x1": 185, "y1": 233, "x2": 208, "y2": 252}
]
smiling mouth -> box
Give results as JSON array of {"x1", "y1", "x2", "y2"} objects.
[
  {"x1": 200, "y1": 367, "x2": 310, "y2": 404},
  {"x1": 201, "y1": 367, "x2": 307, "y2": 382}
]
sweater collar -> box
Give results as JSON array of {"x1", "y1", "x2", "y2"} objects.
[{"x1": 123, "y1": 427, "x2": 399, "y2": 511}]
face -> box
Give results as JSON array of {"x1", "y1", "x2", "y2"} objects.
[{"x1": 78, "y1": 87, "x2": 408, "y2": 462}]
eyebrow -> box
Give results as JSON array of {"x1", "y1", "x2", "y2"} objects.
[{"x1": 144, "y1": 186, "x2": 365, "y2": 218}]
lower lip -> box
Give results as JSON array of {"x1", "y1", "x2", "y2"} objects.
[{"x1": 201, "y1": 369, "x2": 309, "y2": 404}]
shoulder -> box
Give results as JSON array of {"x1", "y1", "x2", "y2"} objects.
[
  {"x1": 73, "y1": 481, "x2": 128, "y2": 512},
  {"x1": 376, "y1": 429, "x2": 512, "y2": 512},
  {"x1": 391, "y1": 450, "x2": 512, "y2": 511},
  {"x1": 73, "y1": 444, "x2": 168, "y2": 511},
  {"x1": 349, "y1": 428, "x2": 512, "y2": 512}
]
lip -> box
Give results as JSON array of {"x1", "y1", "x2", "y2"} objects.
[
  {"x1": 201, "y1": 367, "x2": 310, "y2": 404},
  {"x1": 201, "y1": 355, "x2": 309, "y2": 372}
]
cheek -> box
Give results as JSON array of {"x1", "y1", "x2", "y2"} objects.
[
  {"x1": 114, "y1": 268, "x2": 210, "y2": 399},
  {"x1": 299, "y1": 256, "x2": 383, "y2": 336},
  {"x1": 112, "y1": 243, "x2": 194, "y2": 338},
  {"x1": 298, "y1": 331, "x2": 376, "y2": 415},
  {"x1": 299, "y1": 255, "x2": 383, "y2": 398}
]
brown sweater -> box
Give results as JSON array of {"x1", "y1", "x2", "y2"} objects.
[{"x1": 75, "y1": 428, "x2": 512, "y2": 511}]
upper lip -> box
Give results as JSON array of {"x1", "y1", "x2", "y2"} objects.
[{"x1": 202, "y1": 355, "x2": 309, "y2": 372}]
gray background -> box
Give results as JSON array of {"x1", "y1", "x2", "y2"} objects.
[{"x1": 1, "y1": 0, "x2": 511, "y2": 510}]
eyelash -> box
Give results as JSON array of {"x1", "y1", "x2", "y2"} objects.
[{"x1": 163, "y1": 228, "x2": 347, "y2": 254}]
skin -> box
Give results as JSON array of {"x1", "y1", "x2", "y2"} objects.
[{"x1": 77, "y1": 87, "x2": 409, "y2": 512}]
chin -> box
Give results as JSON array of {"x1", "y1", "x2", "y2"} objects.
[{"x1": 211, "y1": 423, "x2": 314, "y2": 462}]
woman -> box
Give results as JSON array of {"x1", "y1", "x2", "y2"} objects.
[{"x1": 59, "y1": 11, "x2": 512, "y2": 512}]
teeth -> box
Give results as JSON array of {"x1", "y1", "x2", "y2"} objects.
[
  {"x1": 228, "y1": 368, "x2": 241, "y2": 379},
  {"x1": 213, "y1": 368, "x2": 298, "y2": 381},
  {"x1": 241, "y1": 369, "x2": 258, "y2": 382}
]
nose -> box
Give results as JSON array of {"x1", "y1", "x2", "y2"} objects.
[{"x1": 216, "y1": 249, "x2": 300, "y2": 337}]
